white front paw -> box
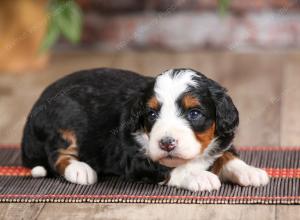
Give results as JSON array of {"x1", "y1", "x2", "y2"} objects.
[
  {"x1": 64, "y1": 160, "x2": 98, "y2": 185},
  {"x1": 221, "y1": 159, "x2": 269, "y2": 187},
  {"x1": 168, "y1": 168, "x2": 221, "y2": 192}
]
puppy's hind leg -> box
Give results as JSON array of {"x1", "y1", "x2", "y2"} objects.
[{"x1": 47, "y1": 129, "x2": 98, "y2": 185}]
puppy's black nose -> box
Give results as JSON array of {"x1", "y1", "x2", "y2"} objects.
[{"x1": 159, "y1": 136, "x2": 177, "y2": 152}]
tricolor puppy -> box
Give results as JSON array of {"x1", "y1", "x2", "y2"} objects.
[{"x1": 22, "y1": 68, "x2": 269, "y2": 191}]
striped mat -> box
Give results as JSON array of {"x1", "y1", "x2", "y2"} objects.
[{"x1": 0, "y1": 145, "x2": 300, "y2": 204}]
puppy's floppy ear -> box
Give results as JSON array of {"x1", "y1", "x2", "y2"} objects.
[
  {"x1": 207, "y1": 79, "x2": 239, "y2": 136},
  {"x1": 121, "y1": 79, "x2": 154, "y2": 133},
  {"x1": 127, "y1": 95, "x2": 146, "y2": 132}
]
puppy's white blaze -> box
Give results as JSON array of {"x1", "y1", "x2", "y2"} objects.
[
  {"x1": 220, "y1": 159, "x2": 270, "y2": 187},
  {"x1": 154, "y1": 69, "x2": 198, "y2": 104},
  {"x1": 149, "y1": 69, "x2": 202, "y2": 161},
  {"x1": 31, "y1": 166, "x2": 47, "y2": 178}
]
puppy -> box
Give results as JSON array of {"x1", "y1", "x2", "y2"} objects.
[{"x1": 21, "y1": 68, "x2": 269, "y2": 191}]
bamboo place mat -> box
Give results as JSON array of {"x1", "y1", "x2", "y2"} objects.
[{"x1": 0, "y1": 145, "x2": 300, "y2": 204}]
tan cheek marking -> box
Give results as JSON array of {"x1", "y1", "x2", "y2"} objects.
[
  {"x1": 182, "y1": 95, "x2": 200, "y2": 109},
  {"x1": 195, "y1": 122, "x2": 216, "y2": 153},
  {"x1": 211, "y1": 151, "x2": 236, "y2": 175},
  {"x1": 147, "y1": 96, "x2": 159, "y2": 110},
  {"x1": 55, "y1": 130, "x2": 79, "y2": 175}
]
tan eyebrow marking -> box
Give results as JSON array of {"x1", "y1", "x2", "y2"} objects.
[
  {"x1": 182, "y1": 94, "x2": 200, "y2": 109},
  {"x1": 147, "y1": 96, "x2": 160, "y2": 110}
]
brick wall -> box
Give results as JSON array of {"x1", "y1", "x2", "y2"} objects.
[{"x1": 73, "y1": 0, "x2": 300, "y2": 50}]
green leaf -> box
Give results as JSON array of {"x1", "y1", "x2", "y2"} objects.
[
  {"x1": 218, "y1": 0, "x2": 231, "y2": 16},
  {"x1": 39, "y1": 18, "x2": 60, "y2": 53},
  {"x1": 39, "y1": 0, "x2": 83, "y2": 53},
  {"x1": 55, "y1": 1, "x2": 83, "y2": 43}
]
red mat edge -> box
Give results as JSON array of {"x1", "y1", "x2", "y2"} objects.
[
  {"x1": 1, "y1": 145, "x2": 299, "y2": 204},
  {"x1": 1, "y1": 167, "x2": 300, "y2": 178}
]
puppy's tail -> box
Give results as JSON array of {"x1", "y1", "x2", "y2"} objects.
[{"x1": 31, "y1": 166, "x2": 47, "y2": 178}]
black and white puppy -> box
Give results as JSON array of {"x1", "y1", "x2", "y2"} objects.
[{"x1": 21, "y1": 68, "x2": 269, "y2": 191}]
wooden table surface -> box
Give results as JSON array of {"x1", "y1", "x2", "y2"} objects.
[{"x1": 0, "y1": 51, "x2": 299, "y2": 220}]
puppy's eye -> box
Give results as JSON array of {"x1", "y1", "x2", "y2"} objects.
[
  {"x1": 187, "y1": 109, "x2": 203, "y2": 121},
  {"x1": 147, "y1": 110, "x2": 159, "y2": 121}
]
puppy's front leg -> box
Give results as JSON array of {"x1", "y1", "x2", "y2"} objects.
[
  {"x1": 212, "y1": 152, "x2": 269, "y2": 187},
  {"x1": 166, "y1": 159, "x2": 221, "y2": 191}
]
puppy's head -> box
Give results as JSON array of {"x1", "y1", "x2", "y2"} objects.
[{"x1": 132, "y1": 69, "x2": 239, "y2": 167}]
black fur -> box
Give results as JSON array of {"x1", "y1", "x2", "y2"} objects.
[
  {"x1": 22, "y1": 68, "x2": 170, "y2": 182},
  {"x1": 21, "y1": 68, "x2": 239, "y2": 184}
]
